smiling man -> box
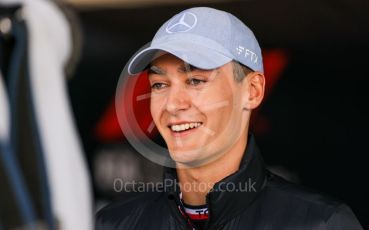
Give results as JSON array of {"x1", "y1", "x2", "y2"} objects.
[{"x1": 96, "y1": 7, "x2": 363, "y2": 230}]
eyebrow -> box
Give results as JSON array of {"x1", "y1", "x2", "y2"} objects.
[
  {"x1": 148, "y1": 64, "x2": 206, "y2": 76},
  {"x1": 178, "y1": 64, "x2": 205, "y2": 73},
  {"x1": 148, "y1": 65, "x2": 166, "y2": 75}
]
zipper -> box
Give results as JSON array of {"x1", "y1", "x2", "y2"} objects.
[
  {"x1": 170, "y1": 192, "x2": 197, "y2": 230},
  {"x1": 203, "y1": 193, "x2": 212, "y2": 230}
]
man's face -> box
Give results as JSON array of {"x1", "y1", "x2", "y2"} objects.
[{"x1": 148, "y1": 53, "x2": 248, "y2": 167}]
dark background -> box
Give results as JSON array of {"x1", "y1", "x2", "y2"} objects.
[{"x1": 66, "y1": 0, "x2": 369, "y2": 227}]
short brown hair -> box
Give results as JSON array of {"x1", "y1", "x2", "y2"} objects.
[{"x1": 232, "y1": 61, "x2": 253, "y2": 82}]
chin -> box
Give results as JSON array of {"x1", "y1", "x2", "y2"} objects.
[
  {"x1": 170, "y1": 149, "x2": 220, "y2": 168},
  {"x1": 169, "y1": 148, "x2": 204, "y2": 165}
]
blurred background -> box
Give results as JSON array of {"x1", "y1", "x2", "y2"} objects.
[{"x1": 1, "y1": 0, "x2": 368, "y2": 229}]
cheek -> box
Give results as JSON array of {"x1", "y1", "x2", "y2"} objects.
[
  {"x1": 150, "y1": 97, "x2": 163, "y2": 123},
  {"x1": 196, "y1": 86, "x2": 241, "y2": 135},
  {"x1": 193, "y1": 86, "x2": 234, "y2": 115}
]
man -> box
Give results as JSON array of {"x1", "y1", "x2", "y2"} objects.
[{"x1": 96, "y1": 7, "x2": 363, "y2": 229}]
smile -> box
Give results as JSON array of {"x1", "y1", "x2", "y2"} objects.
[{"x1": 170, "y1": 122, "x2": 203, "y2": 132}]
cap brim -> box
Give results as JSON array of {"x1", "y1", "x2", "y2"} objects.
[{"x1": 127, "y1": 40, "x2": 232, "y2": 75}]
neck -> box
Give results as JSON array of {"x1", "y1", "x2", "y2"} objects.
[{"x1": 176, "y1": 132, "x2": 248, "y2": 205}]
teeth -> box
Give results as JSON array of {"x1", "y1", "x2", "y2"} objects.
[{"x1": 171, "y1": 122, "x2": 202, "y2": 132}]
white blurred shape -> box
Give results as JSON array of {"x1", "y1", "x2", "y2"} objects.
[
  {"x1": 0, "y1": 0, "x2": 93, "y2": 229},
  {"x1": 0, "y1": 71, "x2": 10, "y2": 142}
]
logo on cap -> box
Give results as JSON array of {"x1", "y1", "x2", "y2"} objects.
[{"x1": 166, "y1": 12, "x2": 197, "y2": 34}]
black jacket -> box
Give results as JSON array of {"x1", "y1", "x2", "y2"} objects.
[{"x1": 96, "y1": 135, "x2": 363, "y2": 229}]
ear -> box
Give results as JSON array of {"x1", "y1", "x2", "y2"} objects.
[{"x1": 242, "y1": 71, "x2": 265, "y2": 110}]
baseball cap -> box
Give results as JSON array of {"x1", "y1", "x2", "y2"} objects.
[{"x1": 127, "y1": 7, "x2": 263, "y2": 75}]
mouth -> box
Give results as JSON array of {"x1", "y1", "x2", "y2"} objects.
[{"x1": 168, "y1": 122, "x2": 203, "y2": 136}]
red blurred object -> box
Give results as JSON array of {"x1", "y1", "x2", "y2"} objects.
[
  {"x1": 95, "y1": 49, "x2": 289, "y2": 142},
  {"x1": 95, "y1": 71, "x2": 157, "y2": 141},
  {"x1": 263, "y1": 49, "x2": 289, "y2": 98},
  {"x1": 251, "y1": 49, "x2": 289, "y2": 134}
]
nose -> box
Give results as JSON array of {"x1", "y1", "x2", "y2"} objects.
[{"x1": 165, "y1": 84, "x2": 191, "y2": 115}]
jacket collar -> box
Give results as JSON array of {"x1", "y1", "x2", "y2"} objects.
[{"x1": 164, "y1": 134, "x2": 267, "y2": 228}]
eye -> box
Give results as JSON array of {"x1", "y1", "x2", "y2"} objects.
[
  {"x1": 151, "y1": 82, "x2": 167, "y2": 90},
  {"x1": 187, "y1": 78, "x2": 206, "y2": 86}
]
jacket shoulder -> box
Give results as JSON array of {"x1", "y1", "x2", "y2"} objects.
[
  {"x1": 266, "y1": 172, "x2": 340, "y2": 210},
  {"x1": 262, "y1": 171, "x2": 363, "y2": 229},
  {"x1": 95, "y1": 192, "x2": 166, "y2": 230}
]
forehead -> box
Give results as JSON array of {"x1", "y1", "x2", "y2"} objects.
[
  {"x1": 148, "y1": 53, "x2": 211, "y2": 77},
  {"x1": 149, "y1": 52, "x2": 233, "y2": 75},
  {"x1": 150, "y1": 52, "x2": 189, "y2": 69}
]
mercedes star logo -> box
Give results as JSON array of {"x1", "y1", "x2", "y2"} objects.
[{"x1": 166, "y1": 12, "x2": 197, "y2": 34}]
